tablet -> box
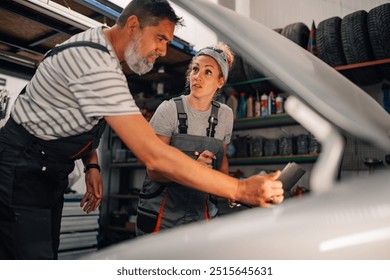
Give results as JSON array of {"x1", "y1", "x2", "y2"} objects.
[{"x1": 278, "y1": 162, "x2": 306, "y2": 198}]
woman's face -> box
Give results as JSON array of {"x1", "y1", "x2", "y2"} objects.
[{"x1": 189, "y1": 55, "x2": 224, "y2": 99}]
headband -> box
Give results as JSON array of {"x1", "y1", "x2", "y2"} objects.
[{"x1": 195, "y1": 47, "x2": 229, "y2": 81}]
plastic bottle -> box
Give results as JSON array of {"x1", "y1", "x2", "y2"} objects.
[
  {"x1": 246, "y1": 95, "x2": 253, "y2": 118},
  {"x1": 237, "y1": 92, "x2": 247, "y2": 118},
  {"x1": 261, "y1": 92, "x2": 268, "y2": 116},
  {"x1": 254, "y1": 91, "x2": 261, "y2": 117},
  {"x1": 226, "y1": 93, "x2": 238, "y2": 119},
  {"x1": 268, "y1": 91, "x2": 276, "y2": 115},
  {"x1": 276, "y1": 95, "x2": 284, "y2": 114}
]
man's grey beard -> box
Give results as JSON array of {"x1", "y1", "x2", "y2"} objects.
[{"x1": 124, "y1": 32, "x2": 156, "y2": 75}]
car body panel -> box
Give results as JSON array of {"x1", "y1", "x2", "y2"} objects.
[
  {"x1": 83, "y1": 0, "x2": 390, "y2": 259},
  {"x1": 87, "y1": 171, "x2": 390, "y2": 259}
]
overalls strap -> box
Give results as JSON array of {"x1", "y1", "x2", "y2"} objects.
[
  {"x1": 44, "y1": 41, "x2": 109, "y2": 58},
  {"x1": 207, "y1": 100, "x2": 220, "y2": 137},
  {"x1": 174, "y1": 97, "x2": 221, "y2": 136},
  {"x1": 173, "y1": 97, "x2": 188, "y2": 134},
  {"x1": 19, "y1": 41, "x2": 110, "y2": 96}
]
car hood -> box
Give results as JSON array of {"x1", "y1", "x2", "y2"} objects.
[
  {"x1": 171, "y1": 0, "x2": 390, "y2": 152},
  {"x1": 85, "y1": 170, "x2": 390, "y2": 259},
  {"x1": 83, "y1": 0, "x2": 390, "y2": 260}
]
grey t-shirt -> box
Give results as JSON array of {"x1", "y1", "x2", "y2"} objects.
[{"x1": 150, "y1": 95, "x2": 233, "y2": 144}]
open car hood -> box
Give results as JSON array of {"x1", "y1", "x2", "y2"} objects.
[{"x1": 83, "y1": 0, "x2": 390, "y2": 260}]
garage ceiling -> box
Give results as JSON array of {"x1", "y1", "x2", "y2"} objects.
[
  {"x1": 0, "y1": 0, "x2": 118, "y2": 75},
  {"x1": 0, "y1": 0, "x2": 194, "y2": 96}
]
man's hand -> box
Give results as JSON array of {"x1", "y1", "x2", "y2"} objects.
[
  {"x1": 80, "y1": 168, "x2": 103, "y2": 213},
  {"x1": 235, "y1": 171, "x2": 284, "y2": 208}
]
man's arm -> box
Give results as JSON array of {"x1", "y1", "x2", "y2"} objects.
[
  {"x1": 104, "y1": 114, "x2": 284, "y2": 207},
  {"x1": 145, "y1": 134, "x2": 171, "y2": 182}
]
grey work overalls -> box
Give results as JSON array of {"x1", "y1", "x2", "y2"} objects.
[
  {"x1": 136, "y1": 98, "x2": 224, "y2": 235},
  {"x1": 0, "y1": 42, "x2": 109, "y2": 260}
]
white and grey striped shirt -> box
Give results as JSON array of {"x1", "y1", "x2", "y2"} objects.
[{"x1": 11, "y1": 26, "x2": 140, "y2": 140}]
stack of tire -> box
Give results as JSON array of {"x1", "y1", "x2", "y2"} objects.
[
  {"x1": 316, "y1": 3, "x2": 390, "y2": 86},
  {"x1": 227, "y1": 24, "x2": 307, "y2": 94}
]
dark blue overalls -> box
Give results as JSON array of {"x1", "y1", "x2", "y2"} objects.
[
  {"x1": 136, "y1": 98, "x2": 224, "y2": 235},
  {"x1": 0, "y1": 42, "x2": 108, "y2": 259}
]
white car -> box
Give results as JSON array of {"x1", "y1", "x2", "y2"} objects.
[{"x1": 85, "y1": 0, "x2": 390, "y2": 259}]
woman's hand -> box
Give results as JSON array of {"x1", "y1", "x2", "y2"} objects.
[{"x1": 194, "y1": 150, "x2": 216, "y2": 168}]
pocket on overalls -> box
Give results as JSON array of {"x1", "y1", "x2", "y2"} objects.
[
  {"x1": 14, "y1": 206, "x2": 53, "y2": 259},
  {"x1": 12, "y1": 156, "x2": 72, "y2": 208},
  {"x1": 0, "y1": 145, "x2": 15, "y2": 222},
  {"x1": 136, "y1": 206, "x2": 159, "y2": 234}
]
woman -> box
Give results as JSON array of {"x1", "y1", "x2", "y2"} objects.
[{"x1": 136, "y1": 43, "x2": 235, "y2": 235}]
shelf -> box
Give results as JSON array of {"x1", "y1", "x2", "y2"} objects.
[
  {"x1": 233, "y1": 114, "x2": 298, "y2": 130},
  {"x1": 226, "y1": 77, "x2": 273, "y2": 87},
  {"x1": 228, "y1": 154, "x2": 319, "y2": 166},
  {"x1": 334, "y1": 58, "x2": 390, "y2": 71}
]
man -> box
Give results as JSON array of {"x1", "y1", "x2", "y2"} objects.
[{"x1": 0, "y1": 0, "x2": 283, "y2": 259}]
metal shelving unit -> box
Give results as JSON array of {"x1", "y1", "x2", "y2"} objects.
[
  {"x1": 229, "y1": 154, "x2": 319, "y2": 166},
  {"x1": 233, "y1": 114, "x2": 298, "y2": 130},
  {"x1": 58, "y1": 194, "x2": 100, "y2": 260},
  {"x1": 334, "y1": 58, "x2": 390, "y2": 71}
]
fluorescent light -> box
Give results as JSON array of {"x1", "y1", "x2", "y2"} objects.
[
  {"x1": 107, "y1": 0, "x2": 128, "y2": 8},
  {"x1": 0, "y1": 50, "x2": 37, "y2": 68},
  {"x1": 13, "y1": 0, "x2": 103, "y2": 30}
]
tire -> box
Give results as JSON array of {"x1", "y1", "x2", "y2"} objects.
[
  {"x1": 242, "y1": 60, "x2": 277, "y2": 93},
  {"x1": 281, "y1": 22, "x2": 310, "y2": 49},
  {"x1": 341, "y1": 10, "x2": 383, "y2": 86},
  {"x1": 316, "y1": 16, "x2": 355, "y2": 82},
  {"x1": 228, "y1": 53, "x2": 254, "y2": 94},
  {"x1": 368, "y1": 3, "x2": 390, "y2": 80},
  {"x1": 317, "y1": 17, "x2": 347, "y2": 67}
]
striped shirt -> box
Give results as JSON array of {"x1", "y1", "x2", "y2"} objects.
[{"x1": 11, "y1": 26, "x2": 140, "y2": 140}]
